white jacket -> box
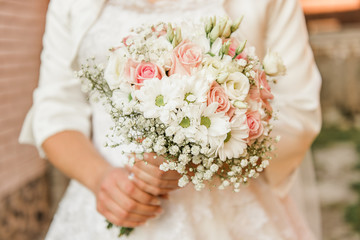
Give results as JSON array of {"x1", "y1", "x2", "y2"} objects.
[{"x1": 19, "y1": 0, "x2": 321, "y2": 196}]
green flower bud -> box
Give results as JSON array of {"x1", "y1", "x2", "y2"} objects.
[
  {"x1": 233, "y1": 40, "x2": 247, "y2": 59},
  {"x1": 166, "y1": 23, "x2": 174, "y2": 43},
  {"x1": 209, "y1": 24, "x2": 220, "y2": 44},
  {"x1": 222, "y1": 20, "x2": 232, "y2": 38},
  {"x1": 223, "y1": 41, "x2": 231, "y2": 55},
  {"x1": 233, "y1": 100, "x2": 247, "y2": 109},
  {"x1": 211, "y1": 16, "x2": 216, "y2": 28},
  {"x1": 217, "y1": 17, "x2": 228, "y2": 37},
  {"x1": 231, "y1": 16, "x2": 243, "y2": 33},
  {"x1": 205, "y1": 18, "x2": 213, "y2": 34},
  {"x1": 175, "y1": 27, "x2": 182, "y2": 44}
]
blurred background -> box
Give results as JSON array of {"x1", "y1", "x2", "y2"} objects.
[{"x1": 0, "y1": 0, "x2": 360, "y2": 239}]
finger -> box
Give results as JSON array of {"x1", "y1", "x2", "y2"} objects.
[
  {"x1": 131, "y1": 164, "x2": 180, "y2": 189},
  {"x1": 96, "y1": 195, "x2": 146, "y2": 228},
  {"x1": 132, "y1": 175, "x2": 172, "y2": 196},
  {"x1": 134, "y1": 160, "x2": 181, "y2": 180},
  {"x1": 114, "y1": 187, "x2": 163, "y2": 216},
  {"x1": 98, "y1": 169, "x2": 163, "y2": 216},
  {"x1": 105, "y1": 211, "x2": 145, "y2": 228},
  {"x1": 115, "y1": 178, "x2": 161, "y2": 206},
  {"x1": 141, "y1": 153, "x2": 168, "y2": 167},
  {"x1": 103, "y1": 192, "x2": 154, "y2": 222}
]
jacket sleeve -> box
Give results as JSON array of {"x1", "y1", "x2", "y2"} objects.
[
  {"x1": 19, "y1": 0, "x2": 92, "y2": 157},
  {"x1": 263, "y1": 0, "x2": 322, "y2": 196}
]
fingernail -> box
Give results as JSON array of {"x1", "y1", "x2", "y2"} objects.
[
  {"x1": 151, "y1": 198, "x2": 161, "y2": 205},
  {"x1": 156, "y1": 208, "x2": 163, "y2": 214},
  {"x1": 160, "y1": 194, "x2": 169, "y2": 200}
]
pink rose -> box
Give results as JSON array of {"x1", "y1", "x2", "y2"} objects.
[
  {"x1": 248, "y1": 84, "x2": 261, "y2": 102},
  {"x1": 262, "y1": 99, "x2": 273, "y2": 117},
  {"x1": 246, "y1": 111, "x2": 264, "y2": 140},
  {"x1": 226, "y1": 37, "x2": 238, "y2": 58},
  {"x1": 225, "y1": 37, "x2": 248, "y2": 60},
  {"x1": 257, "y1": 70, "x2": 273, "y2": 101},
  {"x1": 249, "y1": 70, "x2": 273, "y2": 116},
  {"x1": 127, "y1": 61, "x2": 165, "y2": 89},
  {"x1": 169, "y1": 40, "x2": 202, "y2": 75},
  {"x1": 207, "y1": 81, "x2": 235, "y2": 118},
  {"x1": 257, "y1": 70, "x2": 274, "y2": 115}
]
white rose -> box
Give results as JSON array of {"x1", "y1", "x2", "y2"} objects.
[
  {"x1": 263, "y1": 50, "x2": 286, "y2": 76},
  {"x1": 202, "y1": 56, "x2": 222, "y2": 81},
  {"x1": 202, "y1": 56, "x2": 237, "y2": 84},
  {"x1": 223, "y1": 72, "x2": 250, "y2": 101},
  {"x1": 104, "y1": 48, "x2": 129, "y2": 90}
]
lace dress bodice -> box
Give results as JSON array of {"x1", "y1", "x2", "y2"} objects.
[{"x1": 45, "y1": 1, "x2": 304, "y2": 239}]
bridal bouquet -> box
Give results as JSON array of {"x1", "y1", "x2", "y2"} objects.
[{"x1": 78, "y1": 16, "x2": 285, "y2": 237}]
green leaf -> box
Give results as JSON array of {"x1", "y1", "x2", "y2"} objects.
[
  {"x1": 128, "y1": 93, "x2": 133, "y2": 102},
  {"x1": 179, "y1": 117, "x2": 190, "y2": 128},
  {"x1": 155, "y1": 95, "x2": 165, "y2": 107},
  {"x1": 206, "y1": 52, "x2": 215, "y2": 57},
  {"x1": 106, "y1": 220, "x2": 113, "y2": 229},
  {"x1": 200, "y1": 116, "x2": 211, "y2": 129},
  {"x1": 119, "y1": 227, "x2": 134, "y2": 237}
]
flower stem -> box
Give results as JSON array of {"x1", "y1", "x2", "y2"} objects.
[{"x1": 106, "y1": 220, "x2": 135, "y2": 238}]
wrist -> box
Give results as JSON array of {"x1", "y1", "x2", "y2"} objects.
[{"x1": 84, "y1": 157, "x2": 113, "y2": 194}]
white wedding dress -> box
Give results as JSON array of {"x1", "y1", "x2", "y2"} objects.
[{"x1": 41, "y1": 0, "x2": 319, "y2": 239}]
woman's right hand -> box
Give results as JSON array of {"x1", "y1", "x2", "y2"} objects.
[{"x1": 95, "y1": 167, "x2": 163, "y2": 228}]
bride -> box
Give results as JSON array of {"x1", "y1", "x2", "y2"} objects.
[{"x1": 19, "y1": 0, "x2": 322, "y2": 239}]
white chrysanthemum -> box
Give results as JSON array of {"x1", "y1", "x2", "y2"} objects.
[
  {"x1": 135, "y1": 77, "x2": 182, "y2": 124},
  {"x1": 198, "y1": 102, "x2": 231, "y2": 152},
  {"x1": 172, "y1": 72, "x2": 210, "y2": 104},
  {"x1": 167, "y1": 104, "x2": 203, "y2": 143},
  {"x1": 217, "y1": 110, "x2": 249, "y2": 161},
  {"x1": 104, "y1": 48, "x2": 129, "y2": 90}
]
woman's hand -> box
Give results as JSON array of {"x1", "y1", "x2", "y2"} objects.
[
  {"x1": 95, "y1": 167, "x2": 163, "y2": 228},
  {"x1": 128, "y1": 153, "x2": 182, "y2": 196},
  {"x1": 42, "y1": 132, "x2": 164, "y2": 228}
]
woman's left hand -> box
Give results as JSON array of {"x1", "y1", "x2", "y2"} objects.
[{"x1": 127, "y1": 153, "x2": 182, "y2": 197}]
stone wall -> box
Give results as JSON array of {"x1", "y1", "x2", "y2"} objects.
[{"x1": 0, "y1": 175, "x2": 50, "y2": 240}]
